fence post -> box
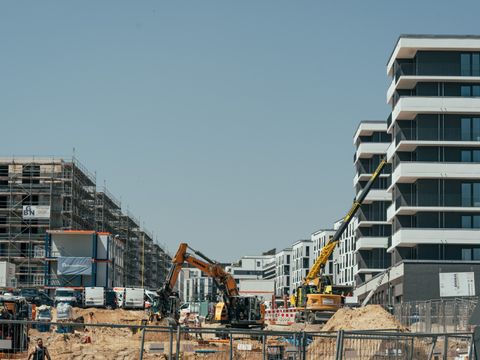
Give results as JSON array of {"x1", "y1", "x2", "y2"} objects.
[
  {"x1": 301, "y1": 332, "x2": 307, "y2": 360},
  {"x1": 334, "y1": 330, "x2": 344, "y2": 360},
  {"x1": 408, "y1": 337, "x2": 414, "y2": 360},
  {"x1": 229, "y1": 332, "x2": 233, "y2": 360},
  {"x1": 176, "y1": 326, "x2": 181, "y2": 360},
  {"x1": 169, "y1": 327, "x2": 174, "y2": 360},
  {"x1": 139, "y1": 324, "x2": 146, "y2": 360},
  {"x1": 468, "y1": 333, "x2": 474, "y2": 360},
  {"x1": 262, "y1": 334, "x2": 267, "y2": 360},
  {"x1": 442, "y1": 335, "x2": 448, "y2": 360},
  {"x1": 428, "y1": 336, "x2": 437, "y2": 360}
]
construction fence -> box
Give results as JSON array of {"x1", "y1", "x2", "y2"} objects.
[
  {"x1": 0, "y1": 319, "x2": 475, "y2": 360},
  {"x1": 393, "y1": 298, "x2": 478, "y2": 333}
]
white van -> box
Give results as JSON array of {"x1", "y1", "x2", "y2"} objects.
[
  {"x1": 124, "y1": 288, "x2": 144, "y2": 309},
  {"x1": 54, "y1": 288, "x2": 77, "y2": 306},
  {"x1": 84, "y1": 287, "x2": 104, "y2": 307}
]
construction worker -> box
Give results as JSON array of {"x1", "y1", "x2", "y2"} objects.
[
  {"x1": 28, "y1": 338, "x2": 51, "y2": 360},
  {"x1": 194, "y1": 315, "x2": 203, "y2": 340}
]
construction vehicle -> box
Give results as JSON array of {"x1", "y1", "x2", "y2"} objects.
[
  {"x1": 292, "y1": 157, "x2": 387, "y2": 324},
  {"x1": 152, "y1": 243, "x2": 265, "y2": 328}
]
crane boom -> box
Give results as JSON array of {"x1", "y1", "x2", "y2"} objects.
[{"x1": 304, "y1": 157, "x2": 387, "y2": 284}]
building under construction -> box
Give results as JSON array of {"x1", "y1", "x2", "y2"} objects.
[{"x1": 0, "y1": 156, "x2": 170, "y2": 288}]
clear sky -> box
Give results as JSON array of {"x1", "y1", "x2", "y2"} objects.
[{"x1": 1, "y1": 1, "x2": 479, "y2": 260}]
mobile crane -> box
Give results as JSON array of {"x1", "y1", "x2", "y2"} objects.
[
  {"x1": 292, "y1": 157, "x2": 387, "y2": 324},
  {"x1": 152, "y1": 243, "x2": 265, "y2": 328}
]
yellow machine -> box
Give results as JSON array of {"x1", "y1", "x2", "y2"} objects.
[
  {"x1": 292, "y1": 157, "x2": 387, "y2": 323},
  {"x1": 154, "y1": 243, "x2": 264, "y2": 328}
]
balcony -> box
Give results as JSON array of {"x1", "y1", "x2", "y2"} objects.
[
  {"x1": 358, "y1": 189, "x2": 392, "y2": 204},
  {"x1": 392, "y1": 97, "x2": 480, "y2": 123},
  {"x1": 356, "y1": 237, "x2": 389, "y2": 251},
  {"x1": 392, "y1": 162, "x2": 480, "y2": 184},
  {"x1": 355, "y1": 143, "x2": 389, "y2": 162},
  {"x1": 389, "y1": 228, "x2": 480, "y2": 251}
]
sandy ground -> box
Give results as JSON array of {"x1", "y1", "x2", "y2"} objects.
[{"x1": 20, "y1": 305, "x2": 423, "y2": 359}]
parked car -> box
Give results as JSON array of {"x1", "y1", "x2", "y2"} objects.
[
  {"x1": 18, "y1": 289, "x2": 54, "y2": 307},
  {"x1": 105, "y1": 290, "x2": 117, "y2": 310}
]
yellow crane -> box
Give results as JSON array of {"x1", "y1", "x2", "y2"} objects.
[{"x1": 292, "y1": 157, "x2": 387, "y2": 323}]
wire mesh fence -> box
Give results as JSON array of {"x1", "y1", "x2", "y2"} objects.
[
  {"x1": 393, "y1": 298, "x2": 478, "y2": 333},
  {"x1": 0, "y1": 319, "x2": 474, "y2": 359}
]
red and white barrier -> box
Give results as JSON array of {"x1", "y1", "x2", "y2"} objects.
[{"x1": 265, "y1": 308, "x2": 297, "y2": 325}]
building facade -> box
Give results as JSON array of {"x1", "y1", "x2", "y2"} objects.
[
  {"x1": 274, "y1": 248, "x2": 292, "y2": 297},
  {"x1": 311, "y1": 229, "x2": 335, "y2": 279},
  {"x1": 353, "y1": 121, "x2": 392, "y2": 285},
  {"x1": 0, "y1": 156, "x2": 170, "y2": 289},
  {"x1": 356, "y1": 35, "x2": 480, "y2": 304},
  {"x1": 290, "y1": 240, "x2": 313, "y2": 295}
]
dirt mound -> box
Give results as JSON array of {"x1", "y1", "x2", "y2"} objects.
[
  {"x1": 322, "y1": 305, "x2": 405, "y2": 332},
  {"x1": 73, "y1": 307, "x2": 147, "y2": 324}
]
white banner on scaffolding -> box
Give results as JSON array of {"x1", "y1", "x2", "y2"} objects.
[
  {"x1": 57, "y1": 257, "x2": 92, "y2": 275},
  {"x1": 22, "y1": 205, "x2": 51, "y2": 219}
]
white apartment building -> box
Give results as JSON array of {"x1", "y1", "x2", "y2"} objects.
[
  {"x1": 227, "y1": 254, "x2": 275, "y2": 286},
  {"x1": 178, "y1": 268, "x2": 215, "y2": 303},
  {"x1": 290, "y1": 240, "x2": 313, "y2": 295},
  {"x1": 356, "y1": 35, "x2": 480, "y2": 304},
  {"x1": 274, "y1": 248, "x2": 292, "y2": 297},
  {"x1": 353, "y1": 121, "x2": 392, "y2": 285},
  {"x1": 333, "y1": 219, "x2": 357, "y2": 286},
  {"x1": 311, "y1": 229, "x2": 335, "y2": 279}
]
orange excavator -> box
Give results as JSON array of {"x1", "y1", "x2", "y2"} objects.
[{"x1": 152, "y1": 243, "x2": 265, "y2": 328}]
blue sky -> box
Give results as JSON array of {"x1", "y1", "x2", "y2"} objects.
[{"x1": 1, "y1": 1, "x2": 479, "y2": 260}]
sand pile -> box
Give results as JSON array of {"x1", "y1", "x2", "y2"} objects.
[
  {"x1": 73, "y1": 307, "x2": 147, "y2": 324},
  {"x1": 322, "y1": 305, "x2": 405, "y2": 332}
]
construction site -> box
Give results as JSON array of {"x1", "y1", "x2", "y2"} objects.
[{"x1": 3, "y1": 1, "x2": 480, "y2": 357}]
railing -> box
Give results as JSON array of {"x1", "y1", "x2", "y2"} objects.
[{"x1": 393, "y1": 298, "x2": 478, "y2": 334}]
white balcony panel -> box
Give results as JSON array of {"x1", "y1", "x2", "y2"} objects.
[
  {"x1": 353, "y1": 122, "x2": 388, "y2": 144},
  {"x1": 392, "y1": 162, "x2": 480, "y2": 184},
  {"x1": 390, "y1": 228, "x2": 480, "y2": 250},
  {"x1": 356, "y1": 237, "x2": 388, "y2": 251},
  {"x1": 386, "y1": 142, "x2": 395, "y2": 162},
  {"x1": 392, "y1": 97, "x2": 480, "y2": 123},
  {"x1": 387, "y1": 202, "x2": 396, "y2": 221},
  {"x1": 360, "y1": 189, "x2": 392, "y2": 204},
  {"x1": 387, "y1": 76, "x2": 480, "y2": 103},
  {"x1": 355, "y1": 142, "x2": 389, "y2": 161}
]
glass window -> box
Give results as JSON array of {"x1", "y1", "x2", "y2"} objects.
[
  {"x1": 462, "y1": 183, "x2": 472, "y2": 206},
  {"x1": 473, "y1": 118, "x2": 480, "y2": 141},
  {"x1": 462, "y1": 215, "x2": 472, "y2": 228},
  {"x1": 461, "y1": 118, "x2": 471, "y2": 141},
  {"x1": 474, "y1": 248, "x2": 480, "y2": 260},
  {"x1": 474, "y1": 215, "x2": 480, "y2": 228},
  {"x1": 461, "y1": 54, "x2": 471, "y2": 76},
  {"x1": 474, "y1": 86, "x2": 480, "y2": 97},
  {"x1": 474, "y1": 184, "x2": 480, "y2": 206},
  {"x1": 461, "y1": 86, "x2": 472, "y2": 96},
  {"x1": 474, "y1": 151, "x2": 480, "y2": 162},
  {"x1": 462, "y1": 248, "x2": 472, "y2": 260},
  {"x1": 462, "y1": 150, "x2": 472, "y2": 162},
  {"x1": 473, "y1": 54, "x2": 480, "y2": 76}
]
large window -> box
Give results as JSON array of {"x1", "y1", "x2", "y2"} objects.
[
  {"x1": 461, "y1": 53, "x2": 480, "y2": 76},
  {"x1": 461, "y1": 118, "x2": 480, "y2": 141}
]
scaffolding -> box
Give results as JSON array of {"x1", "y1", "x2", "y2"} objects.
[{"x1": 0, "y1": 156, "x2": 170, "y2": 289}]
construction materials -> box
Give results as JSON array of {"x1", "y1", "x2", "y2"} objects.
[{"x1": 0, "y1": 262, "x2": 16, "y2": 288}]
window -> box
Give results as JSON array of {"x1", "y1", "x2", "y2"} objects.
[
  {"x1": 462, "y1": 150, "x2": 472, "y2": 162},
  {"x1": 474, "y1": 184, "x2": 480, "y2": 206},
  {"x1": 462, "y1": 248, "x2": 472, "y2": 261},
  {"x1": 461, "y1": 86, "x2": 472, "y2": 96},
  {"x1": 306, "y1": 246, "x2": 309, "y2": 257},
  {"x1": 474, "y1": 248, "x2": 480, "y2": 260},
  {"x1": 462, "y1": 183, "x2": 472, "y2": 206},
  {"x1": 256, "y1": 261, "x2": 261, "y2": 267},
  {"x1": 462, "y1": 118, "x2": 471, "y2": 140},
  {"x1": 461, "y1": 54, "x2": 471, "y2": 76},
  {"x1": 462, "y1": 215, "x2": 472, "y2": 228}
]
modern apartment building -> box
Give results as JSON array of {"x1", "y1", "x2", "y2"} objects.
[
  {"x1": 334, "y1": 219, "x2": 357, "y2": 286},
  {"x1": 0, "y1": 156, "x2": 170, "y2": 288},
  {"x1": 356, "y1": 35, "x2": 480, "y2": 304},
  {"x1": 353, "y1": 122, "x2": 392, "y2": 285},
  {"x1": 274, "y1": 248, "x2": 292, "y2": 297},
  {"x1": 290, "y1": 240, "x2": 313, "y2": 295},
  {"x1": 311, "y1": 229, "x2": 335, "y2": 279}
]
